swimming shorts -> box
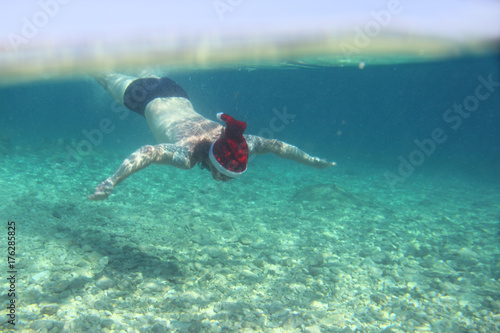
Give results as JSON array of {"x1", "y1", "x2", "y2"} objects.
[{"x1": 123, "y1": 77, "x2": 189, "y2": 116}]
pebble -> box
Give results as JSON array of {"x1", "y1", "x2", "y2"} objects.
[
  {"x1": 309, "y1": 254, "x2": 324, "y2": 267},
  {"x1": 49, "y1": 279, "x2": 71, "y2": 293},
  {"x1": 380, "y1": 327, "x2": 395, "y2": 333},
  {"x1": 253, "y1": 258, "x2": 266, "y2": 268},
  {"x1": 98, "y1": 256, "x2": 109, "y2": 269},
  {"x1": 94, "y1": 300, "x2": 113, "y2": 311},
  {"x1": 12, "y1": 167, "x2": 500, "y2": 332},
  {"x1": 25, "y1": 287, "x2": 42, "y2": 302},
  {"x1": 181, "y1": 290, "x2": 201, "y2": 302},
  {"x1": 150, "y1": 322, "x2": 170, "y2": 333},
  {"x1": 138, "y1": 244, "x2": 156, "y2": 252},
  {"x1": 30, "y1": 319, "x2": 55, "y2": 331},
  {"x1": 241, "y1": 269, "x2": 259, "y2": 279},
  {"x1": 311, "y1": 301, "x2": 328, "y2": 311},
  {"x1": 372, "y1": 252, "x2": 390, "y2": 264},
  {"x1": 267, "y1": 254, "x2": 281, "y2": 264},
  {"x1": 101, "y1": 318, "x2": 114, "y2": 329},
  {"x1": 31, "y1": 271, "x2": 50, "y2": 284},
  {"x1": 143, "y1": 281, "x2": 163, "y2": 293},
  {"x1": 268, "y1": 301, "x2": 284, "y2": 315},
  {"x1": 282, "y1": 312, "x2": 304, "y2": 330},
  {"x1": 222, "y1": 301, "x2": 247, "y2": 315},
  {"x1": 96, "y1": 276, "x2": 115, "y2": 290},
  {"x1": 238, "y1": 234, "x2": 254, "y2": 245},
  {"x1": 305, "y1": 325, "x2": 321, "y2": 333},
  {"x1": 308, "y1": 266, "x2": 322, "y2": 277},
  {"x1": 40, "y1": 304, "x2": 59, "y2": 316},
  {"x1": 67, "y1": 276, "x2": 92, "y2": 291},
  {"x1": 340, "y1": 326, "x2": 354, "y2": 333}
]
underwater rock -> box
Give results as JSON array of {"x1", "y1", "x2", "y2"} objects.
[
  {"x1": 282, "y1": 312, "x2": 304, "y2": 330},
  {"x1": 307, "y1": 266, "x2": 322, "y2": 277},
  {"x1": 72, "y1": 315, "x2": 101, "y2": 332},
  {"x1": 371, "y1": 252, "x2": 393, "y2": 265},
  {"x1": 369, "y1": 293, "x2": 387, "y2": 305},
  {"x1": 267, "y1": 254, "x2": 282, "y2": 264},
  {"x1": 100, "y1": 318, "x2": 114, "y2": 329},
  {"x1": 380, "y1": 327, "x2": 396, "y2": 333},
  {"x1": 222, "y1": 301, "x2": 248, "y2": 315},
  {"x1": 293, "y1": 183, "x2": 365, "y2": 207},
  {"x1": 253, "y1": 258, "x2": 266, "y2": 268},
  {"x1": 94, "y1": 299, "x2": 113, "y2": 311},
  {"x1": 268, "y1": 301, "x2": 285, "y2": 315},
  {"x1": 238, "y1": 234, "x2": 254, "y2": 245},
  {"x1": 282, "y1": 257, "x2": 293, "y2": 267},
  {"x1": 305, "y1": 325, "x2": 322, "y2": 333},
  {"x1": 309, "y1": 254, "x2": 325, "y2": 267},
  {"x1": 25, "y1": 286, "x2": 42, "y2": 304},
  {"x1": 339, "y1": 326, "x2": 354, "y2": 333},
  {"x1": 192, "y1": 233, "x2": 216, "y2": 246},
  {"x1": 30, "y1": 319, "x2": 55, "y2": 331},
  {"x1": 150, "y1": 322, "x2": 170, "y2": 333},
  {"x1": 406, "y1": 242, "x2": 432, "y2": 258},
  {"x1": 31, "y1": 271, "x2": 51, "y2": 284},
  {"x1": 95, "y1": 276, "x2": 115, "y2": 290},
  {"x1": 142, "y1": 281, "x2": 165, "y2": 293},
  {"x1": 40, "y1": 304, "x2": 59, "y2": 316},
  {"x1": 47, "y1": 279, "x2": 71, "y2": 293},
  {"x1": 68, "y1": 276, "x2": 93, "y2": 290}
]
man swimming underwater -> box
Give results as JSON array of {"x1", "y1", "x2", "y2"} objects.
[{"x1": 89, "y1": 73, "x2": 336, "y2": 200}]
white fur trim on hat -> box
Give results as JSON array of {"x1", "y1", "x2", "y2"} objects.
[{"x1": 209, "y1": 142, "x2": 246, "y2": 178}]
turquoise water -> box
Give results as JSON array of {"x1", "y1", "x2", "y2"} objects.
[{"x1": 1, "y1": 55, "x2": 499, "y2": 332}]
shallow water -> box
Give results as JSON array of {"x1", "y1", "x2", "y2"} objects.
[
  {"x1": 1, "y1": 1, "x2": 500, "y2": 327},
  {"x1": 0, "y1": 53, "x2": 499, "y2": 332}
]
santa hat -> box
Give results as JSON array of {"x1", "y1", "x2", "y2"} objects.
[{"x1": 209, "y1": 113, "x2": 248, "y2": 178}]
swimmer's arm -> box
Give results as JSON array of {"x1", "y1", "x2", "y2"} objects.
[
  {"x1": 89, "y1": 144, "x2": 190, "y2": 201},
  {"x1": 245, "y1": 135, "x2": 336, "y2": 169}
]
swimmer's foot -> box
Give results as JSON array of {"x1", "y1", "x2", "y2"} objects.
[{"x1": 92, "y1": 75, "x2": 108, "y2": 89}]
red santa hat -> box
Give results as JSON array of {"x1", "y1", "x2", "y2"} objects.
[{"x1": 209, "y1": 113, "x2": 248, "y2": 178}]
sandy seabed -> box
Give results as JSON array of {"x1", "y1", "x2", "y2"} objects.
[{"x1": 1, "y1": 142, "x2": 499, "y2": 333}]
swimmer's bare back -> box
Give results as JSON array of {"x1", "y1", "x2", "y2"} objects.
[{"x1": 89, "y1": 74, "x2": 335, "y2": 201}]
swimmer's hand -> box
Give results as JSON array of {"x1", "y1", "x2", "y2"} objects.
[
  {"x1": 310, "y1": 157, "x2": 337, "y2": 169},
  {"x1": 88, "y1": 179, "x2": 114, "y2": 201},
  {"x1": 87, "y1": 144, "x2": 190, "y2": 201}
]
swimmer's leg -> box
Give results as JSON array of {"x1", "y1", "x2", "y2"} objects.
[
  {"x1": 95, "y1": 74, "x2": 189, "y2": 117},
  {"x1": 95, "y1": 73, "x2": 138, "y2": 105}
]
